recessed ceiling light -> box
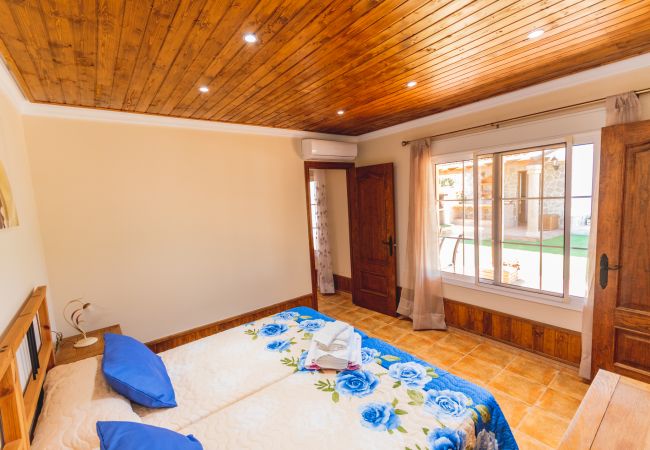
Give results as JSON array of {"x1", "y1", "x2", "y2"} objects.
[
  {"x1": 337, "y1": 110, "x2": 345, "y2": 116},
  {"x1": 243, "y1": 33, "x2": 257, "y2": 43},
  {"x1": 406, "y1": 80, "x2": 417, "y2": 88},
  {"x1": 198, "y1": 86, "x2": 209, "y2": 93},
  {"x1": 527, "y1": 29, "x2": 544, "y2": 39}
]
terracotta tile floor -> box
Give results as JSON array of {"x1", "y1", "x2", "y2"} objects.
[{"x1": 318, "y1": 292, "x2": 590, "y2": 450}]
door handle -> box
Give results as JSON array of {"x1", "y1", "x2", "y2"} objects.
[
  {"x1": 599, "y1": 253, "x2": 621, "y2": 289},
  {"x1": 382, "y1": 236, "x2": 395, "y2": 256}
]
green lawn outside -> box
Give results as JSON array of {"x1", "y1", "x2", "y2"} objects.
[{"x1": 461, "y1": 234, "x2": 589, "y2": 257}]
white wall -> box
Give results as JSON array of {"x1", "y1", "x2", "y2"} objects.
[
  {"x1": 357, "y1": 65, "x2": 650, "y2": 331},
  {"x1": 24, "y1": 116, "x2": 313, "y2": 342},
  {"x1": 0, "y1": 86, "x2": 48, "y2": 335},
  {"x1": 325, "y1": 170, "x2": 351, "y2": 278}
]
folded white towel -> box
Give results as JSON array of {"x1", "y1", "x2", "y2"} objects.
[
  {"x1": 313, "y1": 320, "x2": 351, "y2": 349},
  {"x1": 317, "y1": 326, "x2": 353, "y2": 352},
  {"x1": 306, "y1": 332, "x2": 362, "y2": 371}
]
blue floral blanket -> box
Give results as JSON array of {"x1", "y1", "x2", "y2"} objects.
[{"x1": 178, "y1": 306, "x2": 518, "y2": 450}]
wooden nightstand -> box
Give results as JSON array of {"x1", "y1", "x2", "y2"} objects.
[{"x1": 55, "y1": 324, "x2": 122, "y2": 365}]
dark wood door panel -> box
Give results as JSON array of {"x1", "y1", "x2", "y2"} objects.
[
  {"x1": 615, "y1": 309, "x2": 650, "y2": 336},
  {"x1": 619, "y1": 141, "x2": 650, "y2": 311},
  {"x1": 357, "y1": 171, "x2": 389, "y2": 264},
  {"x1": 613, "y1": 328, "x2": 650, "y2": 383},
  {"x1": 593, "y1": 120, "x2": 650, "y2": 381},
  {"x1": 351, "y1": 163, "x2": 397, "y2": 316}
]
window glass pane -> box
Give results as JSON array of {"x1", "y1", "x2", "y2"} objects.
[
  {"x1": 502, "y1": 150, "x2": 542, "y2": 199},
  {"x1": 570, "y1": 197, "x2": 592, "y2": 249},
  {"x1": 503, "y1": 199, "x2": 540, "y2": 245},
  {"x1": 570, "y1": 250, "x2": 589, "y2": 297},
  {"x1": 478, "y1": 156, "x2": 493, "y2": 200},
  {"x1": 478, "y1": 158, "x2": 494, "y2": 281},
  {"x1": 478, "y1": 238, "x2": 493, "y2": 281},
  {"x1": 541, "y1": 247, "x2": 564, "y2": 294},
  {"x1": 463, "y1": 201, "x2": 474, "y2": 239},
  {"x1": 436, "y1": 162, "x2": 464, "y2": 200},
  {"x1": 572, "y1": 144, "x2": 594, "y2": 197},
  {"x1": 463, "y1": 240, "x2": 476, "y2": 277},
  {"x1": 502, "y1": 245, "x2": 540, "y2": 290},
  {"x1": 463, "y1": 160, "x2": 474, "y2": 200},
  {"x1": 439, "y1": 237, "x2": 463, "y2": 274},
  {"x1": 438, "y1": 201, "x2": 463, "y2": 237},
  {"x1": 543, "y1": 147, "x2": 565, "y2": 198},
  {"x1": 542, "y1": 199, "x2": 564, "y2": 244}
]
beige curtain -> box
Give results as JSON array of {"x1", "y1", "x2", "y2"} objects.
[
  {"x1": 311, "y1": 169, "x2": 335, "y2": 294},
  {"x1": 578, "y1": 146, "x2": 600, "y2": 379},
  {"x1": 605, "y1": 91, "x2": 641, "y2": 125},
  {"x1": 579, "y1": 92, "x2": 640, "y2": 379},
  {"x1": 397, "y1": 138, "x2": 446, "y2": 330}
]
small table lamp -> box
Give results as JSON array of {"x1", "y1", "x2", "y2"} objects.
[{"x1": 64, "y1": 299, "x2": 98, "y2": 348}]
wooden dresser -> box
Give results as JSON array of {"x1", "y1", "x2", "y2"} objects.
[{"x1": 559, "y1": 369, "x2": 650, "y2": 449}]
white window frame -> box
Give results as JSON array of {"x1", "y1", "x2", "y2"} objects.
[{"x1": 434, "y1": 131, "x2": 600, "y2": 310}]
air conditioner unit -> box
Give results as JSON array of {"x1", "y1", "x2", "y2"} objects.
[{"x1": 301, "y1": 139, "x2": 358, "y2": 161}]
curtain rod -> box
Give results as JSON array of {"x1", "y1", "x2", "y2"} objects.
[{"x1": 401, "y1": 87, "x2": 650, "y2": 147}]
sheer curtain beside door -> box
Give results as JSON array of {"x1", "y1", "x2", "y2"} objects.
[
  {"x1": 397, "y1": 139, "x2": 446, "y2": 330},
  {"x1": 310, "y1": 169, "x2": 335, "y2": 294}
]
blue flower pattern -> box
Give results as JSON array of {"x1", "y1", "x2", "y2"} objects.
[
  {"x1": 428, "y1": 428, "x2": 467, "y2": 450},
  {"x1": 360, "y1": 347, "x2": 380, "y2": 365},
  {"x1": 298, "y1": 319, "x2": 326, "y2": 332},
  {"x1": 335, "y1": 370, "x2": 379, "y2": 398},
  {"x1": 274, "y1": 311, "x2": 299, "y2": 321},
  {"x1": 388, "y1": 362, "x2": 432, "y2": 389},
  {"x1": 243, "y1": 307, "x2": 516, "y2": 450},
  {"x1": 424, "y1": 390, "x2": 472, "y2": 420},
  {"x1": 359, "y1": 402, "x2": 400, "y2": 431},
  {"x1": 258, "y1": 323, "x2": 288, "y2": 338},
  {"x1": 265, "y1": 339, "x2": 292, "y2": 352}
]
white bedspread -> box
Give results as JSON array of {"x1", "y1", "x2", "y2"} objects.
[
  {"x1": 178, "y1": 363, "x2": 474, "y2": 450},
  {"x1": 31, "y1": 357, "x2": 141, "y2": 450},
  {"x1": 133, "y1": 323, "x2": 313, "y2": 430},
  {"x1": 32, "y1": 308, "x2": 516, "y2": 449}
]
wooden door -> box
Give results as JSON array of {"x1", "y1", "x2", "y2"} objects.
[
  {"x1": 592, "y1": 119, "x2": 650, "y2": 382},
  {"x1": 351, "y1": 163, "x2": 397, "y2": 316}
]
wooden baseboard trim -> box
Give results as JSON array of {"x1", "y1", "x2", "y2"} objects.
[
  {"x1": 333, "y1": 274, "x2": 352, "y2": 293},
  {"x1": 443, "y1": 298, "x2": 582, "y2": 366},
  {"x1": 146, "y1": 294, "x2": 313, "y2": 353}
]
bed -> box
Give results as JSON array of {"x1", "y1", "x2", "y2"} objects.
[{"x1": 1, "y1": 288, "x2": 517, "y2": 449}]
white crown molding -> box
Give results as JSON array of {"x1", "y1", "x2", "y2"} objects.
[
  {"x1": 356, "y1": 53, "x2": 650, "y2": 142},
  {"x1": 20, "y1": 102, "x2": 358, "y2": 141},
  {"x1": 0, "y1": 57, "x2": 29, "y2": 112},
  {"x1": 2, "y1": 52, "x2": 649, "y2": 142},
  {"x1": 0, "y1": 59, "x2": 355, "y2": 142}
]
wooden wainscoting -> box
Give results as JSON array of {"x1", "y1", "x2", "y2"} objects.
[
  {"x1": 147, "y1": 294, "x2": 312, "y2": 353},
  {"x1": 333, "y1": 274, "x2": 352, "y2": 293},
  {"x1": 444, "y1": 298, "x2": 581, "y2": 366}
]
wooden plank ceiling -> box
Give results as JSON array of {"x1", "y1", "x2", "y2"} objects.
[{"x1": 0, "y1": 0, "x2": 649, "y2": 136}]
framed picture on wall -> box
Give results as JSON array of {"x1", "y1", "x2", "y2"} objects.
[{"x1": 0, "y1": 160, "x2": 18, "y2": 229}]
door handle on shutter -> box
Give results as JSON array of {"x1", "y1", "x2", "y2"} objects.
[
  {"x1": 599, "y1": 253, "x2": 621, "y2": 289},
  {"x1": 382, "y1": 236, "x2": 395, "y2": 256}
]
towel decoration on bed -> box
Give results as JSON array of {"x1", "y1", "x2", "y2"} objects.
[
  {"x1": 243, "y1": 307, "x2": 518, "y2": 450},
  {"x1": 102, "y1": 333, "x2": 177, "y2": 409},
  {"x1": 304, "y1": 320, "x2": 363, "y2": 370},
  {"x1": 96, "y1": 421, "x2": 202, "y2": 450}
]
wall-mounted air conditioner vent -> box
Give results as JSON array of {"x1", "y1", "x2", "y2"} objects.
[{"x1": 301, "y1": 139, "x2": 358, "y2": 161}]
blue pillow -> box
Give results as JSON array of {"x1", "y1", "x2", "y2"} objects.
[
  {"x1": 97, "y1": 421, "x2": 202, "y2": 450},
  {"x1": 102, "y1": 333, "x2": 176, "y2": 408}
]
